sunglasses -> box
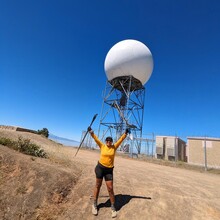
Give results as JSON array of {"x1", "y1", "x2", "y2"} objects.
[{"x1": 106, "y1": 139, "x2": 113, "y2": 142}]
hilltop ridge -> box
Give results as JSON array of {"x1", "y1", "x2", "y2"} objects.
[{"x1": 1, "y1": 128, "x2": 220, "y2": 219}]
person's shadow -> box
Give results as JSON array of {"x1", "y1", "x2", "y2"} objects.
[{"x1": 98, "y1": 194, "x2": 151, "y2": 211}]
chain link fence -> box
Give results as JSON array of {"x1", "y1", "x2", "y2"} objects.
[
  {"x1": 80, "y1": 131, "x2": 220, "y2": 171},
  {"x1": 80, "y1": 130, "x2": 155, "y2": 157}
]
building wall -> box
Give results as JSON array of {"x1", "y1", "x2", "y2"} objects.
[
  {"x1": 156, "y1": 136, "x2": 164, "y2": 159},
  {"x1": 156, "y1": 136, "x2": 186, "y2": 162},
  {"x1": 178, "y1": 139, "x2": 187, "y2": 162},
  {"x1": 188, "y1": 138, "x2": 220, "y2": 168},
  {"x1": 166, "y1": 137, "x2": 176, "y2": 160}
]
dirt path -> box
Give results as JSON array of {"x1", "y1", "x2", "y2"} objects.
[{"x1": 67, "y1": 149, "x2": 220, "y2": 220}]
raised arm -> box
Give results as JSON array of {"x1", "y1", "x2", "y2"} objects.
[
  {"x1": 114, "y1": 128, "x2": 131, "y2": 149},
  {"x1": 88, "y1": 127, "x2": 103, "y2": 148}
]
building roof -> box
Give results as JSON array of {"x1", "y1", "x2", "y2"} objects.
[
  {"x1": 187, "y1": 136, "x2": 220, "y2": 141},
  {"x1": 156, "y1": 135, "x2": 186, "y2": 143}
]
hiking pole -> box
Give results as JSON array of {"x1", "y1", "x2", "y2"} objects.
[{"x1": 74, "y1": 114, "x2": 98, "y2": 157}]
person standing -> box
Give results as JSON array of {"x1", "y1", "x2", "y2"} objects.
[{"x1": 88, "y1": 127, "x2": 130, "y2": 218}]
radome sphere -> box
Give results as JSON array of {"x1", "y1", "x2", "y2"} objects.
[{"x1": 104, "y1": 39, "x2": 153, "y2": 86}]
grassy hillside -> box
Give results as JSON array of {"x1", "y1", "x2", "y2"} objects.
[{"x1": 0, "y1": 129, "x2": 86, "y2": 219}]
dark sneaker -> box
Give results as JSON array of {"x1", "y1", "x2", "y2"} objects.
[{"x1": 92, "y1": 204, "x2": 98, "y2": 216}]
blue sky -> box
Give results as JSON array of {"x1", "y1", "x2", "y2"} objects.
[{"x1": 1, "y1": 0, "x2": 220, "y2": 141}]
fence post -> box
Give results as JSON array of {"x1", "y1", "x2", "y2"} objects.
[{"x1": 204, "y1": 136, "x2": 208, "y2": 171}]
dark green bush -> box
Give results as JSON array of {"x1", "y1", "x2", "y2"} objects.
[
  {"x1": 37, "y1": 128, "x2": 49, "y2": 138},
  {"x1": 0, "y1": 136, "x2": 47, "y2": 158}
]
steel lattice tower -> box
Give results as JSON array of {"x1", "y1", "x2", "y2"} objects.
[{"x1": 98, "y1": 75, "x2": 145, "y2": 154}]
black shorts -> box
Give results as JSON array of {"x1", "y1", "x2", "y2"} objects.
[{"x1": 95, "y1": 162, "x2": 114, "y2": 181}]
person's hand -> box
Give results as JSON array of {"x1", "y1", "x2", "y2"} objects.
[
  {"x1": 125, "y1": 128, "x2": 131, "y2": 135},
  {"x1": 87, "y1": 126, "x2": 92, "y2": 132}
]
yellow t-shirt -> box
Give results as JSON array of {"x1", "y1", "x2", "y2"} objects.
[{"x1": 91, "y1": 133, "x2": 127, "y2": 168}]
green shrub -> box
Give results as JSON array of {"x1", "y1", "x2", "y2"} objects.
[
  {"x1": 0, "y1": 137, "x2": 15, "y2": 147},
  {"x1": 0, "y1": 136, "x2": 47, "y2": 158},
  {"x1": 37, "y1": 128, "x2": 49, "y2": 138}
]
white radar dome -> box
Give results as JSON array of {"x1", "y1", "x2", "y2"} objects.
[{"x1": 104, "y1": 39, "x2": 153, "y2": 86}]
